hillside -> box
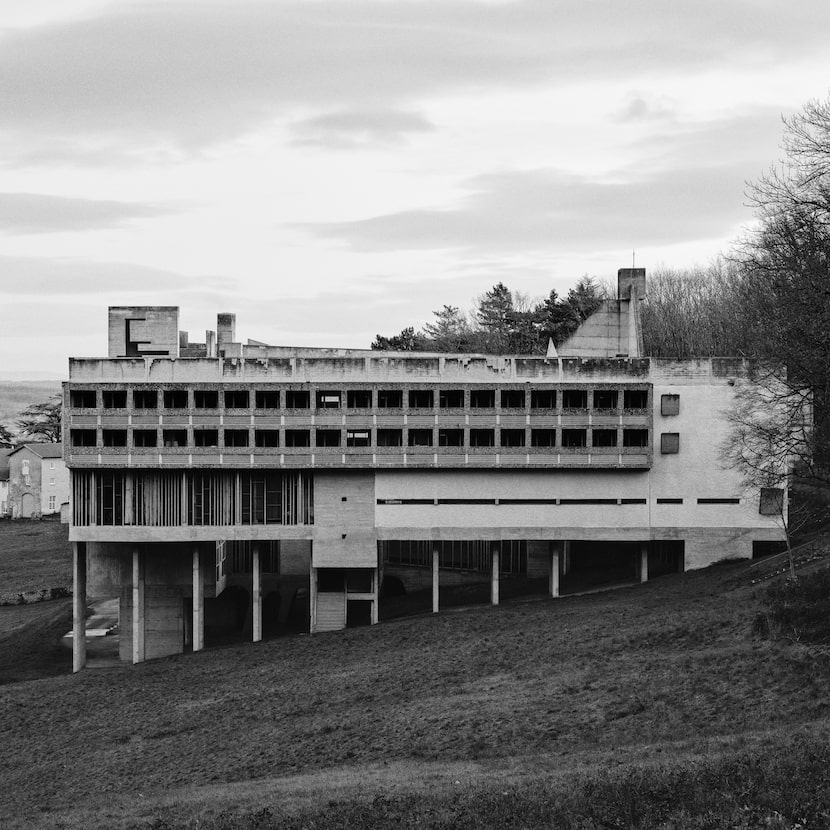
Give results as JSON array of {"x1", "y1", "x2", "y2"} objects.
[
  {"x1": 0, "y1": 380, "x2": 62, "y2": 429},
  {"x1": 1, "y1": 562, "x2": 829, "y2": 829}
]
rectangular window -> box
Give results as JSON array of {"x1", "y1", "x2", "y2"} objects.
[
  {"x1": 194, "y1": 390, "x2": 218, "y2": 409},
  {"x1": 255, "y1": 390, "x2": 280, "y2": 409},
  {"x1": 255, "y1": 429, "x2": 279, "y2": 448},
  {"x1": 102, "y1": 390, "x2": 126, "y2": 409},
  {"x1": 759, "y1": 487, "x2": 784, "y2": 516},
  {"x1": 224, "y1": 429, "x2": 249, "y2": 447},
  {"x1": 316, "y1": 391, "x2": 341, "y2": 409},
  {"x1": 409, "y1": 390, "x2": 433, "y2": 408},
  {"x1": 224, "y1": 390, "x2": 249, "y2": 409},
  {"x1": 624, "y1": 429, "x2": 649, "y2": 448},
  {"x1": 315, "y1": 429, "x2": 341, "y2": 447},
  {"x1": 48, "y1": 496, "x2": 56, "y2": 511},
  {"x1": 661, "y1": 394, "x2": 680, "y2": 416},
  {"x1": 285, "y1": 390, "x2": 310, "y2": 409},
  {"x1": 501, "y1": 390, "x2": 525, "y2": 409},
  {"x1": 346, "y1": 429, "x2": 370, "y2": 447},
  {"x1": 285, "y1": 429, "x2": 311, "y2": 447},
  {"x1": 660, "y1": 433, "x2": 679, "y2": 454},
  {"x1": 656, "y1": 498, "x2": 683, "y2": 504},
  {"x1": 562, "y1": 429, "x2": 587, "y2": 447},
  {"x1": 50, "y1": 461, "x2": 55, "y2": 470},
  {"x1": 562, "y1": 389, "x2": 587, "y2": 409},
  {"x1": 70, "y1": 389, "x2": 97, "y2": 408},
  {"x1": 102, "y1": 429, "x2": 127, "y2": 447},
  {"x1": 347, "y1": 390, "x2": 372, "y2": 408},
  {"x1": 593, "y1": 390, "x2": 618, "y2": 409},
  {"x1": 439, "y1": 389, "x2": 464, "y2": 408},
  {"x1": 163, "y1": 429, "x2": 189, "y2": 447},
  {"x1": 469, "y1": 428, "x2": 495, "y2": 447},
  {"x1": 377, "y1": 428, "x2": 403, "y2": 447},
  {"x1": 531, "y1": 389, "x2": 556, "y2": 409},
  {"x1": 438, "y1": 428, "x2": 463, "y2": 447},
  {"x1": 377, "y1": 389, "x2": 402, "y2": 408},
  {"x1": 698, "y1": 498, "x2": 740, "y2": 504},
  {"x1": 592, "y1": 429, "x2": 617, "y2": 447},
  {"x1": 408, "y1": 429, "x2": 433, "y2": 447},
  {"x1": 531, "y1": 429, "x2": 556, "y2": 447},
  {"x1": 470, "y1": 389, "x2": 495, "y2": 408},
  {"x1": 193, "y1": 429, "x2": 218, "y2": 447},
  {"x1": 70, "y1": 429, "x2": 96, "y2": 447},
  {"x1": 49, "y1": 478, "x2": 55, "y2": 486},
  {"x1": 500, "y1": 429, "x2": 525, "y2": 447},
  {"x1": 133, "y1": 429, "x2": 157, "y2": 448},
  {"x1": 624, "y1": 389, "x2": 648, "y2": 409},
  {"x1": 133, "y1": 390, "x2": 158, "y2": 409},
  {"x1": 163, "y1": 390, "x2": 188, "y2": 409}
]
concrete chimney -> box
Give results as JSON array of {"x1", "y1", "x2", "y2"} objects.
[
  {"x1": 217, "y1": 313, "x2": 236, "y2": 348},
  {"x1": 206, "y1": 330, "x2": 216, "y2": 358}
]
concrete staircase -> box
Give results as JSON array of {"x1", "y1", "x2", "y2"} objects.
[{"x1": 748, "y1": 532, "x2": 830, "y2": 584}]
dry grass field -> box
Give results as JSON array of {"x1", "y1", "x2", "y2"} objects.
[
  {"x1": 1, "y1": 546, "x2": 830, "y2": 829},
  {"x1": 0, "y1": 516, "x2": 73, "y2": 602}
]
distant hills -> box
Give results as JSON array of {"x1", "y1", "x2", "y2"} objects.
[{"x1": 0, "y1": 381, "x2": 62, "y2": 429}]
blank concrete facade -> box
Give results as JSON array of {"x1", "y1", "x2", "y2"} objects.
[{"x1": 65, "y1": 269, "x2": 785, "y2": 669}]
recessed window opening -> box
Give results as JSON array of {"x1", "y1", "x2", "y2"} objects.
[
  {"x1": 346, "y1": 430, "x2": 370, "y2": 447},
  {"x1": 285, "y1": 390, "x2": 310, "y2": 409},
  {"x1": 409, "y1": 390, "x2": 433, "y2": 408},
  {"x1": 193, "y1": 429, "x2": 217, "y2": 447},
  {"x1": 531, "y1": 390, "x2": 556, "y2": 409},
  {"x1": 377, "y1": 429, "x2": 403, "y2": 447},
  {"x1": 133, "y1": 429, "x2": 157, "y2": 448},
  {"x1": 315, "y1": 429, "x2": 341, "y2": 447},
  {"x1": 134, "y1": 390, "x2": 158, "y2": 409},
  {"x1": 439, "y1": 389, "x2": 464, "y2": 408},
  {"x1": 661, "y1": 394, "x2": 680, "y2": 416},
  {"x1": 501, "y1": 390, "x2": 525, "y2": 409},
  {"x1": 439, "y1": 428, "x2": 464, "y2": 447},
  {"x1": 408, "y1": 429, "x2": 433, "y2": 447},
  {"x1": 624, "y1": 390, "x2": 648, "y2": 409},
  {"x1": 71, "y1": 429, "x2": 97, "y2": 447},
  {"x1": 102, "y1": 390, "x2": 126, "y2": 409},
  {"x1": 347, "y1": 390, "x2": 372, "y2": 408},
  {"x1": 224, "y1": 390, "x2": 249, "y2": 409},
  {"x1": 531, "y1": 429, "x2": 556, "y2": 447},
  {"x1": 255, "y1": 390, "x2": 280, "y2": 409},
  {"x1": 660, "y1": 433, "x2": 680, "y2": 454},
  {"x1": 562, "y1": 389, "x2": 588, "y2": 409},
  {"x1": 697, "y1": 497, "x2": 740, "y2": 504},
  {"x1": 470, "y1": 389, "x2": 495, "y2": 408},
  {"x1": 224, "y1": 429, "x2": 249, "y2": 447},
  {"x1": 102, "y1": 429, "x2": 127, "y2": 447},
  {"x1": 285, "y1": 429, "x2": 311, "y2": 447},
  {"x1": 194, "y1": 390, "x2": 218, "y2": 409},
  {"x1": 378, "y1": 389, "x2": 402, "y2": 408},
  {"x1": 469, "y1": 428, "x2": 495, "y2": 447},
  {"x1": 592, "y1": 429, "x2": 617, "y2": 447},
  {"x1": 656, "y1": 498, "x2": 683, "y2": 504},
  {"x1": 70, "y1": 389, "x2": 97, "y2": 408},
  {"x1": 623, "y1": 429, "x2": 649, "y2": 447},
  {"x1": 255, "y1": 430, "x2": 279, "y2": 448},
  {"x1": 163, "y1": 390, "x2": 188, "y2": 409},
  {"x1": 593, "y1": 390, "x2": 618, "y2": 409},
  {"x1": 163, "y1": 429, "x2": 188, "y2": 447},
  {"x1": 500, "y1": 429, "x2": 525, "y2": 447},
  {"x1": 562, "y1": 428, "x2": 587, "y2": 447},
  {"x1": 316, "y1": 391, "x2": 341, "y2": 409}
]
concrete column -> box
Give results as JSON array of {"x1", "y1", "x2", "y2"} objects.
[
  {"x1": 491, "y1": 545, "x2": 500, "y2": 606},
  {"x1": 371, "y1": 567, "x2": 379, "y2": 625},
  {"x1": 640, "y1": 543, "x2": 649, "y2": 583},
  {"x1": 132, "y1": 549, "x2": 145, "y2": 664},
  {"x1": 562, "y1": 540, "x2": 571, "y2": 576},
  {"x1": 309, "y1": 566, "x2": 317, "y2": 634},
  {"x1": 192, "y1": 548, "x2": 204, "y2": 652},
  {"x1": 432, "y1": 547, "x2": 440, "y2": 613},
  {"x1": 72, "y1": 542, "x2": 86, "y2": 673},
  {"x1": 549, "y1": 543, "x2": 560, "y2": 598},
  {"x1": 252, "y1": 544, "x2": 262, "y2": 642}
]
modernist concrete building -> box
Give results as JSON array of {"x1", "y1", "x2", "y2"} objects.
[
  {"x1": 8, "y1": 443, "x2": 68, "y2": 519},
  {"x1": 64, "y1": 270, "x2": 785, "y2": 670}
]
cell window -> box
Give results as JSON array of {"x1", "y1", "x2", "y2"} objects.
[
  {"x1": 562, "y1": 429, "x2": 587, "y2": 447},
  {"x1": 469, "y1": 428, "x2": 495, "y2": 448},
  {"x1": 255, "y1": 390, "x2": 280, "y2": 409},
  {"x1": 592, "y1": 429, "x2": 618, "y2": 448},
  {"x1": 408, "y1": 429, "x2": 433, "y2": 447},
  {"x1": 163, "y1": 390, "x2": 188, "y2": 409},
  {"x1": 661, "y1": 394, "x2": 680, "y2": 416},
  {"x1": 377, "y1": 389, "x2": 403, "y2": 408},
  {"x1": 531, "y1": 389, "x2": 557, "y2": 409},
  {"x1": 102, "y1": 429, "x2": 127, "y2": 447},
  {"x1": 224, "y1": 429, "x2": 250, "y2": 447},
  {"x1": 500, "y1": 429, "x2": 526, "y2": 448},
  {"x1": 164, "y1": 429, "x2": 189, "y2": 447},
  {"x1": 133, "y1": 429, "x2": 157, "y2": 448},
  {"x1": 255, "y1": 429, "x2": 279, "y2": 448},
  {"x1": 285, "y1": 429, "x2": 311, "y2": 448},
  {"x1": 377, "y1": 429, "x2": 403, "y2": 447},
  {"x1": 439, "y1": 389, "x2": 464, "y2": 408},
  {"x1": 193, "y1": 429, "x2": 218, "y2": 447},
  {"x1": 531, "y1": 429, "x2": 556, "y2": 448},
  {"x1": 224, "y1": 390, "x2": 249, "y2": 409},
  {"x1": 102, "y1": 390, "x2": 127, "y2": 409},
  {"x1": 624, "y1": 389, "x2": 648, "y2": 409},
  {"x1": 70, "y1": 429, "x2": 97, "y2": 447},
  {"x1": 285, "y1": 390, "x2": 310, "y2": 409},
  {"x1": 194, "y1": 390, "x2": 219, "y2": 409},
  {"x1": 70, "y1": 389, "x2": 97, "y2": 408},
  {"x1": 624, "y1": 429, "x2": 650, "y2": 448},
  {"x1": 660, "y1": 433, "x2": 679, "y2": 454},
  {"x1": 409, "y1": 390, "x2": 433, "y2": 408},
  {"x1": 470, "y1": 389, "x2": 495, "y2": 408},
  {"x1": 315, "y1": 429, "x2": 341, "y2": 447},
  {"x1": 133, "y1": 390, "x2": 158, "y2": 409},
  {"x1": 562, "y1": 389, "x2": 587, "y2": 409},
  {"x1": 439, "y1": 428, "x2": 464, "y2": 447},
  {"x1": 347, "y1": 390, "x2": 372, "y2": 408},
  {"x1": 593, "y1": 390, "x2": 618, "y2": 410},
  {"x1": 501, "y1": 390, "x2": 525, "y2": 409},
  {"x1": 316, "y1": 391, "x2": 341, "y2": 409},
  {"x1": 346, "y1": 429, "x2": 371, "y2": 448}
]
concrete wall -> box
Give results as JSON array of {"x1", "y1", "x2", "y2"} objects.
[
  {"x1": 312, "y1": 472, "x2": 377, "y2": 567},
  {"x1": 108, "y1": 307, "x2": 179, "y2": 359},
  {"x1": 39, "y1": 457, "x2": 69, "y2": 515},
  {"x1": 8, "y1": 447, "x2": 42, "y2": 518}
]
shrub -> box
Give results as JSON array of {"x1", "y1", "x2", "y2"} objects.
[{"x1": 755, "y1": 567, "x2": 830, "y2": 643}]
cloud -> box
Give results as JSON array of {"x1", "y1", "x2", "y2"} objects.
[
  {"x1": 289, "y1": 109, "x2": 435, "y2": 148},
  {"x1": 614, "y1": 95, "x2": 676, "y2": 124},
  {"x1": 0, "y1": 192, "x2": 170, "y2": 234},
  {"x1": 1, "y1": 0, "x2": 827, "y2": 159}
]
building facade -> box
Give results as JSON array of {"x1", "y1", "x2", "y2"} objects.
[
  {"x1": 8, "y1": 443, "x2": 68, "y2": 519},
  {"x1": 64, "y1": 270, "x2": 785, "y2": 670}
]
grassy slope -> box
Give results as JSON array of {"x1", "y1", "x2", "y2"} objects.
[
  {"x1": 1, "y1": 562, "x2": 829, "y2": 828},
  {"x1": 0, "y1": 517, "x2": 72, "y2": 601}
]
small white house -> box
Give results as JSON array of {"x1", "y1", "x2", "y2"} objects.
[{"x1": 8, "y1": 443, "x2": 68, "y2": 518}]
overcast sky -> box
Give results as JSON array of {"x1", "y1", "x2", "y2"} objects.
[{"x1": 2, "y1": 0, "x2": 830, "y2": 378}]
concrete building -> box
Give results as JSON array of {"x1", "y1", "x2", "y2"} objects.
[
  {"x1": 8, "y1": 443, "x2": 68, "y2": 519},
  {"x1": 64, "y1": 270, "x2": 785, "y2": 670}
]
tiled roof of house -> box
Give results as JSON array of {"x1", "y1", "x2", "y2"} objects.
[{"x1": 9, "y1": 442, "x2": 64, "y2": 460}]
